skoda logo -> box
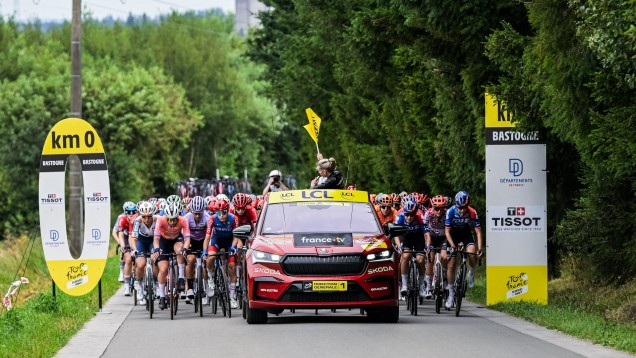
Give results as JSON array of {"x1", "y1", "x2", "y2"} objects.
[{"x1": 319, "y1": 248, "x2": 328, "y2": 254}]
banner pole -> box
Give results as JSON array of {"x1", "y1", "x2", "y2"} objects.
[
  {"x1": 98, "y1": 279, "x2": 102, "y2": 311},
  {"x1": 316, "y1": 143, "x2": 320, "y2": 155},
  {"x1": 52, "y1": 280, "x2": 56, "y2": 302}
]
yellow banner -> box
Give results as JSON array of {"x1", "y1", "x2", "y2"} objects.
[
  {"x1": 46, "y1": 258, "x2": 107, "y2": 296},
  {"x1": 304, "y1": 108, "x2": 321, "y2": 144},
  {"x1": 487, "y1": 265, "x2": 547, "y2": 305},
  {"x1": 268, "y1": 190, "x2": 369, "y2": 204},
  {"x1": 485, "y1": 93, "x2": 515, "y2": 128},
  {"x1": 42, "y1": 118, "x2": 105, "y2": 155}
]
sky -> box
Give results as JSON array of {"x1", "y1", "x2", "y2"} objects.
[{"x1": 0, "y1": 0, "x2": 235, "y2": 22}]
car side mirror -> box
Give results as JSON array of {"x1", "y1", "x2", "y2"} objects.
[
  {"x1": 233, "y1": 224, "x2": 252, "y2": 239},
  {"x1": 386, "y1": 223, "x2": 408, "y2": 237}
]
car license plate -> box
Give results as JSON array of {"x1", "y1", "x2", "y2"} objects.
[{"x1": 311, "y1": 281, "x2": 347, "y2": 291}]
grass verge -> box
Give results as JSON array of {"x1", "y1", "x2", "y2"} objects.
[
  {"x1": 466, "y1": 264, "x2": 636, "y2": 354},
  {"x1": 0, "y1": 237, "x2": 121, "y2": 358}
]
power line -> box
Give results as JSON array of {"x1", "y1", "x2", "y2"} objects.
[{"x1": 150, "y1": 0, "x2": 196, "y2": 11}]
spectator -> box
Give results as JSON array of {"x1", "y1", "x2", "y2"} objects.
[
  {"x1": 263, "y1": 169, "x2": 289, "y2": 196},
  {"x1": 310, "y1": 153, "x2": 344, "y2": 189}
]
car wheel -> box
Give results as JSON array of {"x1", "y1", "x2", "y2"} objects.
[
  {"x1": 267, "y1": 308, "x2": 284, "y2": 315},
  {"x1": 246, "y1": 303, "x2": 268, "y2": 324},
  {"x1": 367, "y1": 306, "x2": 399, "y2": 323}
]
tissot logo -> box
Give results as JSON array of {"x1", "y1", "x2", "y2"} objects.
[{"x1": 488, "y1": 206, "x2": 544, "y2": 233}]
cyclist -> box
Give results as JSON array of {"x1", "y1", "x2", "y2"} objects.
[
  {"x1": 395, "y1": 200, "x2": 427, "y2": 298},
  {"x1": 203, "y1": 200, "x2": 241, "y2": 309},
  {"x1": 444, "y1": 191, "x2": 483, "y2": 309},
  {"x1": 152, "y1": 202, "x2": 191, "y2": 310},
  {"x1": 183, "y1": 196, "x2": 209, "y2": 303},
  {"x1": 130, "y1": 201, "x2": 158, "y2": 305},
  {"x1": 422, "y1": 195, "x2": 449, "y2": 299},
  {"x1": 182, "y1": 197, "x2": 192, "y2": 214},
  {"x1": 391, "y1": 193, "x2": 401, "y2": 211},
  {"x1": 112, "y1": 208, "x2": 127, "y2": 283},
  {"x1": 216, "y1": 194, "x2": 234, "y2": 214},
  {"x1": 416, "y1": 193, "x2": 430, "y2": 213},
  {"x1": 117, "y1": 201, "x2": 138, "y2": 296},
  {"x1": 232, "y1": 193, "x2": 257, "y2": 231},
  {"x1": 375, "y1": 194, "x2": 398, "y2": 228}
]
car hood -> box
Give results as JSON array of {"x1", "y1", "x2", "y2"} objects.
[{"x1": 250, "y1": 233, "x2": 391, "y2": 256}]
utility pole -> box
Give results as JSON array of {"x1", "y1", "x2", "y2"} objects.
[{"x1": 68, "y1": 0, "x2": 83, "y2": 257}]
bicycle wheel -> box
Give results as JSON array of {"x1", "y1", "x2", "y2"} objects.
[
  {"x1": 434, "y1": 261, "x2": 442, "y2": 314},
  {"x1": 217, "y1": 267, "x2": 228, "y2": 318},
  {"x1": 168, "y1": 264, "x2": 174, "y2": 320},
  {"x1": 211, "y1": 265, "x2": 219, "y2": 315},
  {"x1": 410, "y1": 261, "x2": 418, "y2": 316},
  {"x1": 131, "y1": 268, "x2": 137, "y2": 306},
  {"x1": 173, "y1": 261, "x2": 179, "y2": 317},
  {"x1": 196, "y1": 264, "x2": 203, "y2": 317},
  {"x1": 455, "y1": 259, "x2": 465, "y2": 317}
]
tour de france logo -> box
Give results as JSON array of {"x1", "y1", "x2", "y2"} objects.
[{"x1": 506, "y1": 272, "x2": 529, "y2": 299}]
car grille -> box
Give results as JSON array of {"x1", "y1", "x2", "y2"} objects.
[
  {"x1": 278, "y1": 282, "x2": 370, "y2": 302},
  {"x1": 281, "y1": 255, "x2": 366, "y2": 276}
]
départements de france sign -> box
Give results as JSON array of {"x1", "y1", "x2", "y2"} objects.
[{"x1": 39, "y1": 118, "x2": 110, "y2": 296}]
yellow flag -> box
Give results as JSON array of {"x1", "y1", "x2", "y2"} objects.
[{"x1": 304, "y1": 108, "x2": 321, "y2": 144}]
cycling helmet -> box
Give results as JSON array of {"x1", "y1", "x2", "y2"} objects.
[
  {"x1": 390, "y1": 193, "x2": 400, "y2": 203},
  {"x1": 207, "y1": 200, "x2": 217, "y2": 213},
  {"x1": 216, "y1": 200, "x2": 230, "y2": 212},
  {"x1": 164, "y1": 203, "x2": 180, "y2": 219},
  {"x1": 166, "y1": 195, "x2": 180, "y2": 205},
  {"x1": 402, "y1": 200, "x2": 418, "y2": 214},
  {"x1": 415, "y1": 193, "x2": 429, "y2": 204},
  {"x1": 182, "y1": 197, "x2": 192, "y2": 205},
  {"x1": 204, "y1": 196, "x2": 214, "y2": 206},
  {"x1": 374, "y1": 193, "x2": 385, "y2": 205},
  {"x1": 158, "y1": 198, "x2": 167, "y2": 211},
  {"x1": 399, "y1": 191, "x2": 408, "y2": 199},
  {"x1": 190, "y1": 196, "x2": 206, "y2": 213},
  {"x1": 370, "y1": 194, "x2": 377, "y2": 203},
  {"x1": 138, "y1": 201, "x2": 155, "y2": 216},
  {"x1": 378, "y1": 194, "x2": 393, "y2": 206},
  {"x1": 430, "y1": 195, "x2": 448, "y2": 208},
  {"x1": 216, "y1": 194, "x2": 230, "y2": 205},
  {"x1": 123, "y1": 201, "x2": 136, "y2": 212},
  {"x1": 455, "y1": 191, "x2": 470, "y2": 208},
  {"x1": 401, "y1": 194, "x2": 416, "y2": 206},
  {"x1": 232, "y1": 193, "x2": 250, "y2": 209},
  {"x1": 445, "y1": 196, "x2": 453, "y2": 208}
]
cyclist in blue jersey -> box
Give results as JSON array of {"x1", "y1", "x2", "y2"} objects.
[
  {"x1": 395, "y1": 200, "x2": 428, "y2": 298},
  {"x1": 444, "y1": 191, "x2": 483, "y2": 309},
  {"x1": 203, "y1": 200, "x2": 241, "y2": 309},
  {"x1": 184, "y1": 196, "x2": 209, "y2": 303}
]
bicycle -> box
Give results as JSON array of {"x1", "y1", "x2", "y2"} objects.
[
  {"x1": 164, "y1": 252, "x2": 180, "y2": 320},
  {"x1": 450, "y1": 244, "x2": 481, "y2": 317},
  {"x1": 207, "y1": 250, "x2": 232, "y2": 318},
  {"x1": 138, "y1": 252, "x2": 156, "y2": 319},
  {"x1": 402, "y1": 249, "x2": 426, "y2": 316},
  {"x1": 129, "y1": 257, "x2": 137, "y2": 306},
  {"x1": 429, "y1": 247, "x2": 448, "y2": 314},
  {"x1": 235, "y1": 246, "x2": 248, "y2": 311},
  {"x1": 188, "y1": 250, "x2": 206, "y2": 317}
]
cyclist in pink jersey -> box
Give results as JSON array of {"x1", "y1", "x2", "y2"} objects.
[{"x1": 151, "y1": 203, "x2": 191, "y2": 310}]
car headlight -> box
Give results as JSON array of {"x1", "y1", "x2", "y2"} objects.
[
  {"x1": 251, "y1": 250, "x2": 282, "y2": 264},
  {"x1": 366, "y1": 249, "x2": 393, "y2": 262}
]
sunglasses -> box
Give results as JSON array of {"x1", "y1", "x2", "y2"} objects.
[
  {"x1": 235, "y1": 207, "x2": 246, "y2": 211},
  {"x1": 126, "y1": 211, "x2": 136, "y2": 215},
  {"x1": 404, "y1": 212, "x2": 416, "y2": 217},
  {"x1": 380, "y1": 205, "x2": 391, "y2": 210},
  {"x1": 218, "y1": 210, "x2": 228, "y2": 215},
  {"x1": 458, "y1": 206, "x2": 468, "y2": 210},
  {"x1": 166, "y1": 217, "x2": 177, "y2": 224},
  {"x1": 142, "y1": 215, "x2": 153, "y2": 219},
  {"x1": 433, "y1": 207, "x2": 443, "y2": 212}
]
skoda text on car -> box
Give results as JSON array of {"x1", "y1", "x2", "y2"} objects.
[{"x1": 235, "y1": 189, "x2": 399, "y2": 324}]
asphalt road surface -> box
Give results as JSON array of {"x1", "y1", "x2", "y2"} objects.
[{"x1": 101, "y1": 296, "x2": 590, "y2": 358}]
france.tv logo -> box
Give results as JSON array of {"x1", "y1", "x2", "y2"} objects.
[{"x1": 509, "y1": 158, "x2": 523, "y2": 177}]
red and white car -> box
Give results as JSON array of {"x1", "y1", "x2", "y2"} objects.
[{"x1": 234, "y1": 189, "x2": 399, "y2": 324}]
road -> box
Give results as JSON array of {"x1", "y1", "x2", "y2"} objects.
[{"x1": 101, "y1": 296, "x2": 592, "y2": 358}]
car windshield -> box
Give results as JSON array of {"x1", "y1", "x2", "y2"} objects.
[{"x1": 261, "y1": 202, "x2": 381, "y2": 235}]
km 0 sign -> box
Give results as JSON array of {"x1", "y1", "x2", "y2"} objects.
[{"x1": 39, "y1": 118, "x2": 110, "y2": 296}]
